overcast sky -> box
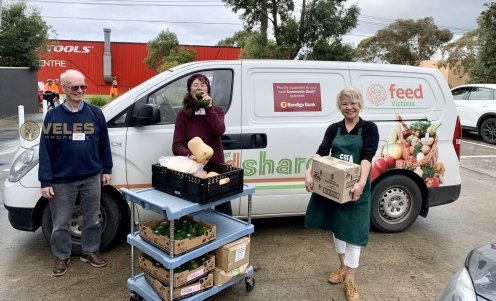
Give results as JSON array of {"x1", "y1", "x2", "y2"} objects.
[{"x1": 16, "y1": 0, "x2": 489, "y2": 47}]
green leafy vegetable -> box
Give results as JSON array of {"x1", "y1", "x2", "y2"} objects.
[{"x1": 421, "y1": 165, "x2": 436, "y2": 179}]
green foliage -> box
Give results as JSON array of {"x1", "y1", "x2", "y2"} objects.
[
  {"x1": 159, "y1": 47, "x2": 196, "y2": 72},
  {"x1": 221, "y1": 0, "x2": 359, "y2": 61},
  {"x1": 354, "y1": 17, "x2": 453, "y2": 66},
  {"x1": 469, "y1": 2, "x2": 496, "y2": 83},
  {"x1": 0, "y1": 1, "x2": 52, "y2": 70},
  {"x1": 240, "y1": 32, "x2": 281, "y2": 59},
  {"x1": 438, "y1": 29, "x2": 478, "y2": 79},
  {"x1": 217, "y1": 29, "x2": 253, "y2": 48},
  {"x1": 144, "y1": 29, "x2": 196, "y2": 72},
  {"x1": 86, "y1": 96, "x2": 108, "y2": 107},
  {"x1": 297, "y1": 0, "x2": 359, "y2": 60}
]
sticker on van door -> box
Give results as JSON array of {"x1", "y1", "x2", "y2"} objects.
[
  {"x1": 273, "y1": 83, "x2": 322, "y2": 112},
  {"x1": 363, "y1": 81, "x2": 433, "y2": 109}
]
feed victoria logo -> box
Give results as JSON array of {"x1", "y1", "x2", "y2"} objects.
[
  {"x1": 366, "y1": 83, "x2": 425, "y2": 108},
  {"x1": 366, "y1": 84, "x2": 387, "y2": 106}
]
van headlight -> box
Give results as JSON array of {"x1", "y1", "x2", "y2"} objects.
[{"x1": 8, "y1": 144, "x2": 39, "y2": 182}]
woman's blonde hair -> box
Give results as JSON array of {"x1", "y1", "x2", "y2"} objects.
[{"x1": 336, "y1": 86, "x2": 364, "y2": 111}]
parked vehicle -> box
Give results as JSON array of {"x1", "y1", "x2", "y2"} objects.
[
  {"x1": 451, "y1": 84, "x2": 496, "y2": 144},
  {"x1": 438, "y1": 242, "x2": 496, "y2": 301},
  {"x1": 4, "y1": 60, "x2": 462, "y2": 254}
]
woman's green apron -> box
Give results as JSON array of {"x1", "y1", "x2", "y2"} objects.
[{"x1": 305, "y1": 127, "x2": 371, "y2": 246}]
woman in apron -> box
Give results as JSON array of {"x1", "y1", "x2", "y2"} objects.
[{"x1": 304, "y1": 86, "x2": 379, "y2": 301}]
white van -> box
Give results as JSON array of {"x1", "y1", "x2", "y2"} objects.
[{"x1": 4, "y1": 60, "x2": 462, "y2": 254}]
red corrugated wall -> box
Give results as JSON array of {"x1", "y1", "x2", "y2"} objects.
[{"x1": 38, "y1": 40, "x2": 241, "y2": 95}]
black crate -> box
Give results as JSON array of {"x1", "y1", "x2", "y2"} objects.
[{"x1": 152, "y1": 162, "x2": 244, "y2": 204}]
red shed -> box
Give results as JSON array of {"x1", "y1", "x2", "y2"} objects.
[{"x1": 38, "y1": 39, "x2": 240, "y2": 95}]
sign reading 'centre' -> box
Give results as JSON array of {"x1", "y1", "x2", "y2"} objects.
[{"x1": 273, "y1": 83, "x2": 322, "y2": 112}]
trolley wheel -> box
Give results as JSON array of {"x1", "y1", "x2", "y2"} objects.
[
  {"x1": 129, "y1": 292, "x2": 143, "y2": 301},
  {"x1": 245, "y1": 277, "x2": 255, "y2": 292}
]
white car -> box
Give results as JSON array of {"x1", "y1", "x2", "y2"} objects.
[
  {"x1": 451, "y1": 84, "x2": 496, "y2": 144},
  {"x1": 438, "y1": 242, "x2": 496, "y2": 301}
]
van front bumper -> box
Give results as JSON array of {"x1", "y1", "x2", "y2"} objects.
[
  {"x1": 3, "y1": 179, "x2": 42, "y2": 232},
  {"x1": 4, "y1": 205, "x2": 36, "y2": 231}
]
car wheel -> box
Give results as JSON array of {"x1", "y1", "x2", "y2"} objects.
[
  {"x1": 479, "y1": 117, "x2": 496, "y2": 144},
  {"x1": 370, "y1": 175, "x2": 422, "y2": 233},
  {"x1": 41, "y1": 190, "x2": 123, "y2": 255}
]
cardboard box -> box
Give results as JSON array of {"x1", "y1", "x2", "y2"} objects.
[
  {"x1": 213, "y1": 262, "x2": 249, "y2": 286},
  {"x1": 311, "y1": 156, "x2": 360, "y2": 204},
  {"x1": 139, "y1": 216, "x2": 216, "y2": 256},
  {"x1": 144, "y1": 272, "x2": 213, "y2": 301},
  {"x1": 139, "y1": 253, "x2": 215, "y2": 288},
  {"x1": 215, "y1": 236, "x2": 250, "y2": 272}
]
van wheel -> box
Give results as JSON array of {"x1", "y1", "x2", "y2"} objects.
[
  {"x1": 479, "y1": 118, "x2": 496, "y2": 144},
  {"x1": 41, "y1": 190, "x2": 123, "y2": 255},
  {"x1": 370, "y1": 175, "x2": 421, "y2": 233}
]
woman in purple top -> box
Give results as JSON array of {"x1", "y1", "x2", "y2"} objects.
[{"x1": 172, "y1": 73, "x2": 232, "y2": 215}]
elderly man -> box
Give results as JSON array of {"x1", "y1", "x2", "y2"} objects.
[{"x1": 38, "y1": 70, "x2": 113, "y2": 277}]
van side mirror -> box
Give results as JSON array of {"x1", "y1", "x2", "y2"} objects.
[{"x1": 133, "y1": 104, "x2": 160, "y2": 126}]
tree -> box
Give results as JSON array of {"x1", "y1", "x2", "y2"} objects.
[
  {"x1": 469, "y1": 2, "x2": 496, "y2": 83},
  {"x1": 438, "y1": 30, "x2": 478, "y2": 79},
  {"x1": 144, "y1": 29, "x2": 195, "y2": 73},
  {"x1": 296, "y1": 0, "x2": 358, "y2": 60},
  {"x1": 354, "y1": 17, "x2": 453, "y2": 66},
  {"x1": 221, "y1": 0, "x2": 359, "y2": 60},
  {"x1": 0, "y1": 1, "x2": 52, "y2": 70},
  {"x1": 217, "y1": 29, "x2": 253, "y2": 48}
]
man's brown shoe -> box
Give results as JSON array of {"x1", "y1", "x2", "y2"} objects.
[
  {"x1": 80, "y1": 252, "x2": 107, "y2": 268},
  {"x1": 328, "y1": 266, "x2": 346, "y2": 284},
  {"x1": 52, "y1": 258, "x2": 70, "y2": 277},
  {"x1": 344, "y1": 280, "x2": 360, "y2": 301}
]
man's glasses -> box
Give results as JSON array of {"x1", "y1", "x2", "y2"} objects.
[{"x1": 62, "y1": 84, "x2": 88, "y2": 92}]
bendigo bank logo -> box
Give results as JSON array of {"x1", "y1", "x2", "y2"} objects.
[{"x1": 43, "y1": 123, "x2": 94, "y2": 139}]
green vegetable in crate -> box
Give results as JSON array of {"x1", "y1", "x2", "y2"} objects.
[
  {"x1": 187, "y1": 260, "x2": 200, "y2": 271},
  {"x1": 173, "y1": 233, "x2": 184, "y2": 240},
  {"x1": 196, "y1": 226, "x2": 208, "y2": 236},
  {"x1": 186, "y1": 227, "x2": 197, "y2": 238},
  {"x1": 174, "y1": 266, "x2": 185, "y2": 273},
  {"x1": 199, "y1": 257, "x2": 208, "y2": 265}
]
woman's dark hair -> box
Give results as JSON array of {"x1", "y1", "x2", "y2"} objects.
[{"x1": 182, "y1": 92, "x2": 200, "y2": 117}]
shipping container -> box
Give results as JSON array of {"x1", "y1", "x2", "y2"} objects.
[{"x1": 38, "y1": 40, "x2": 241, "y2": 95}]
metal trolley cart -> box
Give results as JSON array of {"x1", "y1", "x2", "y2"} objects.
[{"x1": 121, "y1": 185, "x2": 255, "y2": 301}]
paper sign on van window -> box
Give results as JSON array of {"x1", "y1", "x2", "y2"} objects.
[
  {"x1": 363, "y1": 81, "x2": 433, "y2": 109},
  {"x1": 273, "y1": 83, "x2": 322, "y2": 112}
]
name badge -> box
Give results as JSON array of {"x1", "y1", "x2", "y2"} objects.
[
  {"x1": 73, "y1": 133, "x2": 86, "y2": 141},
  {"x1": 195, "y1": 108, "x2": 206, "y2": 115}
]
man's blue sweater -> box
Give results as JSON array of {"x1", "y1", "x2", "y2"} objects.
[{"x1": 38, "y1": 102, "x2": 113, "y2": 187}]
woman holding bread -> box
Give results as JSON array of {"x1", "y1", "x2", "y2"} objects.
[{"x1": 172, "y1": 73, "x2": 232, "y2": 215}]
